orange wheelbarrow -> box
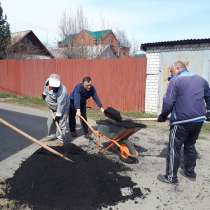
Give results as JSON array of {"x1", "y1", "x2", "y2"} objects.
[{"x1": 79, "y1": 114, "x2": 145, "y2": 164}]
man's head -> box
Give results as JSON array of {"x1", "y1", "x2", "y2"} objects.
[
  {"x1": 171, "y1": 61, "x2": 187, "y2": 76},
  {"x1": 48, "y1": 74, "x2": 61, "y2": 92},
  {"x1": 82, "y1": 76, "x2": 92, "y2": 91}
]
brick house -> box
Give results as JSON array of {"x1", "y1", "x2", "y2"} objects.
[{"x1": 58, "y1": 30, "x2": 130, "y2": 58}]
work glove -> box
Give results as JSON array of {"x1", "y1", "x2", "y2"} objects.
[
  {"x1": 206, "y1": 111, "x2": 210, "y2": 121},
  {"x1": 157, "y1": 114, "x2": 167, "y2": 122},
  {"x1": 54, "y1": 116, "x2": 61, "y2": 122},
  {"x1": 100, "y1": 107, "x2": 104, "y2": 113},
  {"x1": 76, "y1": 109, "x2": 81, "y2": 117},
  {"x1": 42, "y1": 94, "x2": 46, "y2": 100}
]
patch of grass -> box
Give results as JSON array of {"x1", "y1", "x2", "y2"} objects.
[
  {"x1": 87, "y1": 109, "x2": 105, "y2": 120},
  {"x1": 123, "y1": 112, "x2": 157, "y2": 118},
  {"x1": 0, "y1": 92, "x2": 17, "y2": 98},
  {"x1": 87, "y1": 108, "x2": 157, "y2": 121},
  {"x1": 0, "y1": 92, "x2": 46, "y2": 108},
  {"x1": 12, "y1": 96, "x2": 46, "y2": 106},
  {"x1": 201, "y1": 123, "x2": 210, "y2": 133}
]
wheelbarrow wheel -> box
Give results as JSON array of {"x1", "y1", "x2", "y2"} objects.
[{"x1": 119, "y1": 139, "x2": 138, "y2": 164}]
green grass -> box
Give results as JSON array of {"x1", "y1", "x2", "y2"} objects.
[
  {"x1": 201, "y1": 123, "x2": 210, "y2": 133},
  {"x1": 123, "y1": 112, "x2": 157, "y2": 118},
  {"x1": 87, "y1": 108, "x2": 157, "y2": 121},
  {"x1": 0, "y1": 92, "x2": 46, "y2": 108},
  {"x1": 0, "y1": 92, "x2": 17, "y2": 98}
]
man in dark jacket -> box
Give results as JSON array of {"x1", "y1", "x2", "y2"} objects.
[
  {"x1": 69, "y1": 76, "x2": 104, "y2": 138},
  {"x1": 157, "y1": 61, "x2": 210, "y2": 184}
]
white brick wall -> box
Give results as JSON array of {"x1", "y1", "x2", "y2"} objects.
[{"x1": 145, "y1": 53, "x2": 160, "y2": 113}]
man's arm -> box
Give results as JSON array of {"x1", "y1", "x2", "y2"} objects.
[
  {"x1": 92, "y1": 87, "x2": 102, "y2": 108},
  {"x1": 204, "y1": 80, "x2": 210, "y2": 121},
  {"x1": 158, "y1": 80, "x2": 177, "y2": 122},
  {"x1": 56, "y1": 86, "x2": 68, "y2": 118},
  {"x1": 73, "y1": 85, "x2": 81, "y2": 109},
  {"x1": 42, "y1": 80, "x2": 49, "y2": 100}
]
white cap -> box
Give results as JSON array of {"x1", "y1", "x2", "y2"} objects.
[{"x1": 48, "y1": 74, "x2": 61, "y2": 87}]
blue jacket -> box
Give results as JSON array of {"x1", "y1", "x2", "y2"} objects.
[
  {"x1": 70, "y1": 83, "x2": 102, "y2": 109},
  {"x1": 161, "y1": 69, "x2": 210, "y2": 125}
]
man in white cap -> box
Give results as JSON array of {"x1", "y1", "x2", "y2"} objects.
[{"x1": 42, "y1": 73, "x2": 70, "y2": 144}]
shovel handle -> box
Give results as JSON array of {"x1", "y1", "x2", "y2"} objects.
[
  {"x1": 78, "y1": 115, "x2": 100, "y2": 137},
  {"x1": 0, "y1": 117, "x2": 73, "y2": 162},
  {"x1": 50, "y1": 110, "x2": 63, "y2": 136}
]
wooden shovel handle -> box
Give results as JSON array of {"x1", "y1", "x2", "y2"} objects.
[
  {"x1": 0, "y1": 117, "x2": 73, "y2": 162},
  {"x1": 49, "y1": 110, "x2": 63, "y2": 136}
]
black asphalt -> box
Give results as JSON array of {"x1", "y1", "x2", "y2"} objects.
[{"x1": 0, "y1": 109, "x2": 47, "y2": 161}]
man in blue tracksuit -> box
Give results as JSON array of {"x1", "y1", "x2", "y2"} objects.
[
  {"x1": 157, "y1": 61, "x2": 210, "y2": 184},
  {"x1": 69, "y1": 76, "x2": 104, "y2": 138}
]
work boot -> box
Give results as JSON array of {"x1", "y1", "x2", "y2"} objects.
[
  {"x1": 157, "y1": 174, "x2": 178, "y2": 185},
  {"x1": 179, "y1": 169, "x2": 196, "y2": 181}
]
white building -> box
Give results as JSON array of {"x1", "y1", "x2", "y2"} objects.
[{"x1": 141, "y1": 38, "x2": 210, "y2": 114}]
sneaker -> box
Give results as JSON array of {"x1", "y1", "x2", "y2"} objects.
[
  {"x1": 57, "y1": 136, "x2": 64, "y2": 143},
  {"x1": 71, "y1": 131, "x2": 78, "y2": 137},
  {"x1": 157, "y1": 174, "x2": 178, "y2": 185},
  {"x1": 44, "y1": 134, "x2": 57, "y2": 141},
  {"x1": 180, "y1": 169, "x2": 196, "y2": 181}
]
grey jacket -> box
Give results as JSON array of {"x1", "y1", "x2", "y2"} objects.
[{"x1": 43, "y1": 81, "x2": 69, "y2": 117}]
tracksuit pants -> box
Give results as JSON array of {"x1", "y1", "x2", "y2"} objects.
[
  {"x1": 166, "y1": 122, "x2": 203, "y2": 182},
  {"x1": 69, "y1": 103, "x2": 89, "y2": 134}
]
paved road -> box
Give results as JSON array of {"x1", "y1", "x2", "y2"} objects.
[{"x1": 0, "y1": 109, "x2": 47, "y2": 161}]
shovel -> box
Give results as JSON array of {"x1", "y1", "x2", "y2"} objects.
[{"x1": 0, "y1": 117, "x2": 73, "y2": 162}]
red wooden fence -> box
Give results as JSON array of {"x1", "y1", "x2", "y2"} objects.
[{"x1": 0, "y1": 58, "x2": 146, "y2": 112}]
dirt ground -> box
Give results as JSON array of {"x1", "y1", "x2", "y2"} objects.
[{"x1": 0, "y1": 103, "x2": 210, "y2": 210}]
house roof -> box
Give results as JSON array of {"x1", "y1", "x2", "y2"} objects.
[
  {"x1": 59, "y1": 29, "x2": 112, "y2": 45},
  {"x1": 11, "y1": 30, "x2": 31, "y2": 46},
  {"x1": 88, "y1": 30, "x2": 112, "y2": 42},
  {"x1": 10, "y1": 30, "x2": 54, "y2": 58},
  {"x1": 141, "y1": 38, "x2": 210, "y2": 51}
]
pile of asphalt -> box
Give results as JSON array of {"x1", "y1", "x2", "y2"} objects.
[{"x1": 1, "y1": 144, "x2": 147, "y2": 210}]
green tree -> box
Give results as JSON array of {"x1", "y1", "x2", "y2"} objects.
[{"x1": 0, "y1": 2, "x2": 11, "y2": 59}]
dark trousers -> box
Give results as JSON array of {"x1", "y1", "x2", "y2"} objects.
[
  {"x1": 69, "y1": 103, "x2": 89, "y2": 134},
  {"x1": 166, "y1": 122, "x2": 203, "y2": 182}
]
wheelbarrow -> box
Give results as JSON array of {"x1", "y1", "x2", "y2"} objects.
[{"x1": 79, "y1": 107, "x2": 146, "y2": 163}]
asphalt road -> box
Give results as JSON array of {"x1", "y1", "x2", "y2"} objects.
[{"x1": 0, "y1": 109, "x2": 47, "y2": 161}]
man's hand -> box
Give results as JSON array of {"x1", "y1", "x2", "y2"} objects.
[
  {"x1": 206, "y1": 111, "x2": 210, "y2": 121},
  {"x1": 100, "y1": 107, "x2": 105, "y2": 113},
  {"x1": 157, "y1": 114, "x2": 167, "y2": 122},
  {"x1": 76, "y1": 109, "x2": 81, "y2": 117},
  {"x1": 55, "y1": 116, "x2": 61, "y2": 122}
]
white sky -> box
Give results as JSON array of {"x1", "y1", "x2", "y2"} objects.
[{"x1": 1, "y1": 0, "x2": 210, "y2": 47}]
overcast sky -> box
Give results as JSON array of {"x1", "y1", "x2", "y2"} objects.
[{"x1": 1, "y1": 0, "x2": 210, "y2": 47}]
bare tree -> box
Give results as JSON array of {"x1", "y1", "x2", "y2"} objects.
[
  {"x1": 58, "y1": 7, "x2": 90, "y2": 58},
  {"x1": 129, "y1": 39, "x2": 141, "y2": 56},
  {"x1": 114, "y1": 29, "x2": 131, "y2": 48}
]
